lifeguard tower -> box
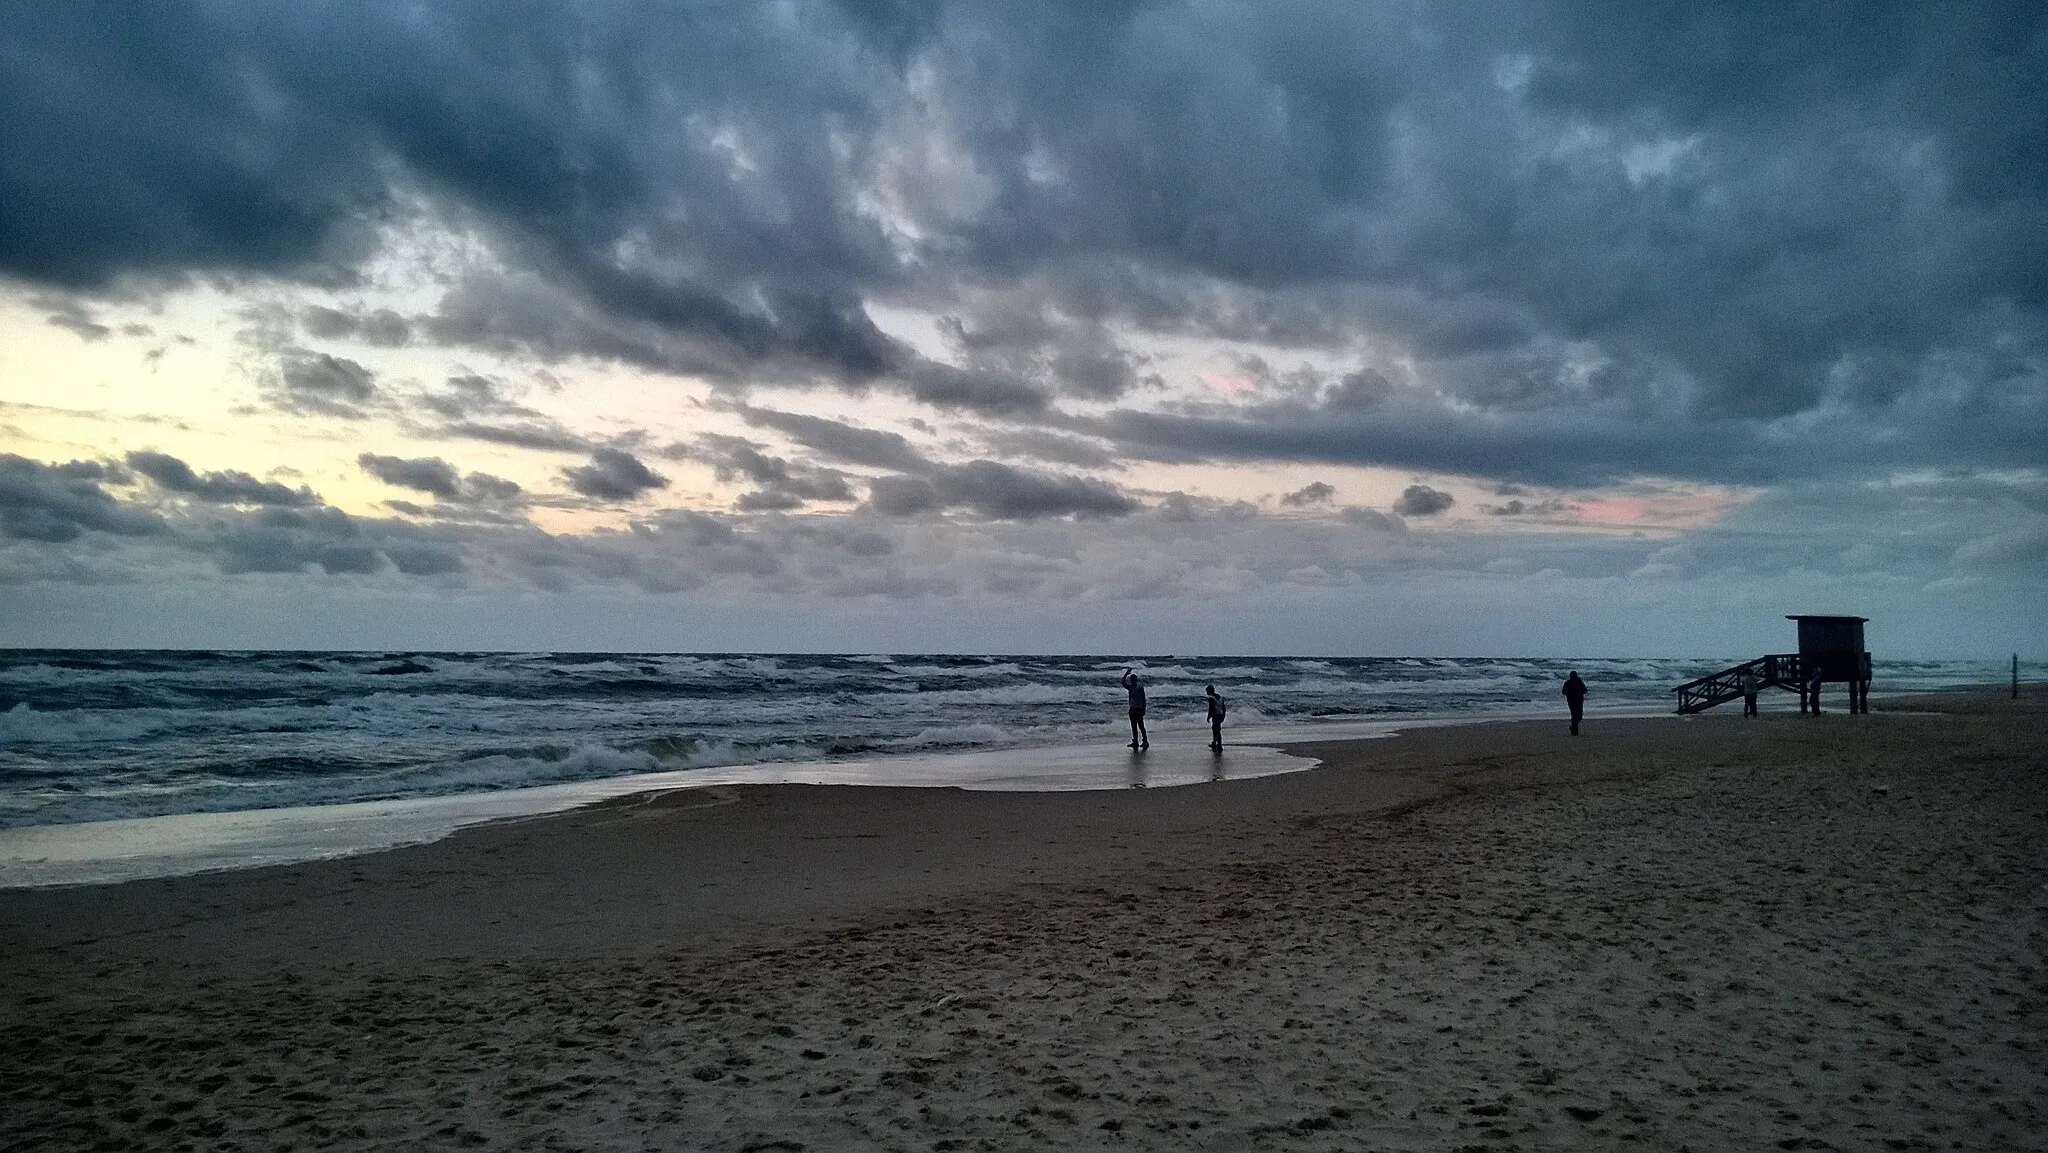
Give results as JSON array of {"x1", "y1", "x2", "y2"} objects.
[{"x1": 1672, "y1": 615, "x2": 1872, "y2": 714}]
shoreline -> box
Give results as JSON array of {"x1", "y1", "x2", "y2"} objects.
[
  {"x1": 0, "y1": 679, "x2": 2002, "y2": 892},
  {"x1": 1, "y1": 698, "x2": 1694, "y2": 890},
  {"x1": 3, "y1": 689, "x2": 2043, "y2": 1150}
]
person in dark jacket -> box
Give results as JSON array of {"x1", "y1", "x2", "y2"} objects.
[
  {"x1": 1121, "y1": 668, "x2": 1149, "y2": 750},
  {"x1": 1204, "y1": 683, "x2": 1226, "y2": 750},
  {"x1": 1562, "y1": 670, "x2": 1588, "y2": 736}
]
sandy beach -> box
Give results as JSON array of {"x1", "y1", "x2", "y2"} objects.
[{"x1": 3, "y1": 690, "x2": 2043, "y2": 1151}]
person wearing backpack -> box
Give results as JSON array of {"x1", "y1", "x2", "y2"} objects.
[{"x1": 1205, "y1": 683, "x2": 1227, "y2": 750}]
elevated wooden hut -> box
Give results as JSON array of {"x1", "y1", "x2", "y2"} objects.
[{"x1": 1673, "y1": 615, "x2": 1872, "y2": 714}]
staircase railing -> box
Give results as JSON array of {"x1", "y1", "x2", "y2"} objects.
[{"x1": 1672, "y1": 653, "x2": 1803, "y2": 714}]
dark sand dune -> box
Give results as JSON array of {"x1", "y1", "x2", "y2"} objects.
[{"x1": 3, "y1": 692, "x2": 2043, "y2": 1151}]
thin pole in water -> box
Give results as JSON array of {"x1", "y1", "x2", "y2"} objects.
[{"x1": 2016, "y1": 652, "x2": 2021, "y2": 700}]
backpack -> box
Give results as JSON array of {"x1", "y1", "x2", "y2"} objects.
[{"x1": 1208, "y1": 693, "x2": 1226, "y2": 719}]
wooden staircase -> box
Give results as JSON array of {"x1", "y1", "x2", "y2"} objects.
[{"x1": 1672, "y1": 653, "x2": 1804, "y2": 714}]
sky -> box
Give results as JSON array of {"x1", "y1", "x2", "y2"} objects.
[{"x1": 1, "y1": 1, "x2": 2043, "y2": 657}]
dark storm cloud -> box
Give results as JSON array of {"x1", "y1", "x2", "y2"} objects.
[
  {"x1": 3, "y1": 2, "x2": 2044, "y2": 482},
  {"x1": 867, "y1": 460, "x2": 1136, "y2": 521},
  {"x1": 0, "y1": 455, "x2": 161, "y2": 542},
  {"x1": 561, "y1": 447, "x2": 669, "y2": 502},
  {"x1": 125, "y1": 450, "x2": 318, "y2": 507}
]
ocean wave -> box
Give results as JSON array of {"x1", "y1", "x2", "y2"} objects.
[
  {"x1": 0, "y1": 702, "x2": 183, "y2": 745},
  {"x1": 0, "y1": 652, "x2": 2020, "y2": 830}
]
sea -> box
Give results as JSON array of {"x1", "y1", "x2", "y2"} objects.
[{"x1": 0, "y1": 651, "x2": 2019, "y2": 886}]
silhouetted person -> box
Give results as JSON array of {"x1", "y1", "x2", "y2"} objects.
[
  {"x1": 1122, "y1": 668, "x2": 1149, "y2": 750},
  {"x1": 1205, "y1": 683, "x2": 1227, "y2": 750},
  {"x1": 1741, "y1": 669, "x2": 1760, "y2": 717},
  {"x1": 1562, "y1": 670, "x2": 1587, "y2": 736}
]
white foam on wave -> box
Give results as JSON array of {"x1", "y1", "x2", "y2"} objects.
[{"x1": 0, "y1": 702, "x2": 181, "y2": 744}]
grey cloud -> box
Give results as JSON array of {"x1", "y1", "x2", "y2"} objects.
[
  {"x1": 669, "y1": 434, "x2": 855, "y2": 510},
  {"x1": 267, "y1": 351, "x2": 378, "y2": 419},
  {"x1": 1325, "y1": 369, "x2": 1393, "y2": 411},
  {"x1": 356, "y1": 451, "x2": 524, "y2": 507},
  {"x1": 2, "y1": 452, "x2": 475, "y2": 580},
  {"x1": 868, "y1": 460, "x2": 1137, "y2": 521},
  {"x1": 1393, "y1": 484, "x2": 1455, "y2": 517},
  {"x1": 1280, "y1": 481, "x2": 1336, "y2": 508},
  {"x1": 383, "y1": 542, "x2": 465, "y2": 575},
  {"x1": 441, "y1": 421, "x2": 592, "y2": 454},
  {"x1": 0, "y1": 454, "x2": 163, "y2": 542},
  {"x1": 936, "y1": 307, "x2": 1141, "y2": 401},
  {"x1": 303, "y1": 305, "x2": 412, "y2": 346},
  {"x1": 1951, "y1": 523, "x2": 2048, "y2": 572},
  {"x1": 1486, "y1": 498, "x2": 1570, "y2": 517},
  {"x1": 1158, "y1": 492, "x2": 1199, "y2": 522},
  {"x1": 1151, "y1": 490, "x2": 1266, "y2": 524},
  {"x1": 0, "y1": 2, "x2": 2043, "y2": 486},
  {"x1": 216, "y1": 540, "x2": 382, "y2": 576},
  {"x1": 210, "y1": 506, "x2": 380, "y2": 575},
  {"x1": 867, "y1": 476, "x2": 941, "y2": 517},
  {"x1": 1341, "y1": 506, "x2": 1406, "y2": 532},
  {"x1": 785, "y1": 521, "x2": 894, "y2": 558},
  {"x1": 189, "y1": 504, "x2": 480, "y2": 578},
  {"x1": 464, "y1": 473, "x2": 524, "y2": 502},
  {"x1": 358, "y1": 453, "x2": 461, "y2": 500},
  {"x1": 972, "y1": 428, "x2": 1120, "y2": 470},
  {"x1": 407, "y1": 374, "x2": 592, "y2": 454},
  {"x1": 125, "y1": 450, "x2": 317, "y2": 507},
  {"x1": 731, "y1": 406, "x2": 932, "y2": 473},
  {"x1": 418, "y1": 375, "x2": 536, "y2": 421},
  {"x1": 38, "y1": 295, "x2": 110, "y2": 341},
  {"x1": 734, "y1": 489, "x2": 805, "y2": 512},
  {"x1": 900, "y1": 362, "x2": 1052, "y2": 419},
  {"x1": 1070, "y1": 402, "x2": 1762, "y2": 488},
  {"x1": 561, "y1": 447, "x2": 669, "y2": 502}
]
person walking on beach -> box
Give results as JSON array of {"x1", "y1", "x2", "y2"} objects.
[
  {"x1": 1562, "y1": 670, "x2": 1587, "y2": 736},
  {"x1": 1122, "y1": 668, "x2": 1149, "y2": 750},
  {"x1": 1205, "y1": 683, "x2": 1227, "y2": 751},
  {"x1": 1741, "y1": 669, "x2": 1761, "y2": 717}
]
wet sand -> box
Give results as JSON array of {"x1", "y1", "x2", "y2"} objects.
[{"x1": 3, "y1": 690, "x2": 2043, "y2": 1151}]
